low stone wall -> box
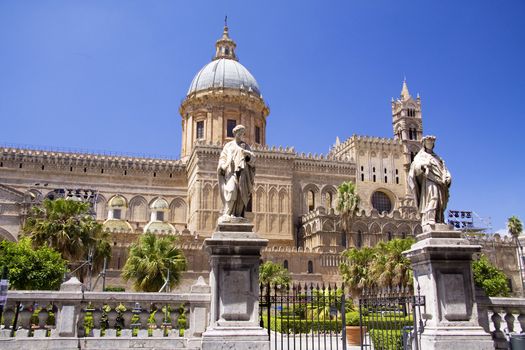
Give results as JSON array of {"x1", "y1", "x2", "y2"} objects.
[{"x1": 0, "y1": 277, "x2": 211, "y2": 350}]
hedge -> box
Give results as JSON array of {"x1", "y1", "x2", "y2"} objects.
[
  {"x1": 261, "y1": 315, "x2": 343, "y2": 334},
  {"x1": 369, "y1": 329, "x2": 404, "y2": 350}
]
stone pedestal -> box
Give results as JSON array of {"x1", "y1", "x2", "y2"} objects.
[
  {"x1": 404, "y1": 224, "x2": 493, "y2": 350},
  {"x1": 201, "y1": 222, "x2": 269, "y2": 350}
]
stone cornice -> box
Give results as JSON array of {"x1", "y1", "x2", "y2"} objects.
[
  {"x1": 1, "y1": 147, "x2": 186, "y2": 173},
  {"x1": 180, "y1": 88, "x2": 269, "y2": 117}
]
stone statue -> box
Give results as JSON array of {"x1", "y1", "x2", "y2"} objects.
[
  {"x1": 217, "y1": 125, "x2": 255, "y2": 223},
  {"x1": 408, "y1": 135, "x2": 452, "y2": 228}
]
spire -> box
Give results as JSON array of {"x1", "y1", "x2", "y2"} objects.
[
  {"x1": 400, "y1": 78, "x2": 411, "y2": 101},
  {"x1": 214, "y1": 18, "x2": 237, "y2": 61},
  {"x1": 335, "y1": 136, "x2": 341, "y2": 147}
]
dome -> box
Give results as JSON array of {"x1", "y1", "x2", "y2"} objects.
[
  {"x1": 150, "y1": 198, "x2": 169, "y2": 210},
  {"x1": 187, "y1": 58, "x2": 261, "y2": 97}
]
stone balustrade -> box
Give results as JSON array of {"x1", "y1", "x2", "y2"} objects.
[
  {"x1": 477, "y1": 293, "x2": 525, "y2": 349},
  {"x1": 0, "y1": 277, "x2": 210, "y2": 350}
]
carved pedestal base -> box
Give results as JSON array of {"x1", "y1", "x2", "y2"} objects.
[
  {"x1": 202, "y1": 222, "x2": 269, "y2": 350},
  {"x1": 404, "y1": 224, "x2": 493, "y2": 350}
]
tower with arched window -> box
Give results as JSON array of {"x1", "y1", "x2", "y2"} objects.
[{"x1": 392, "y1": 79, "x2": 423, "y2": 165}]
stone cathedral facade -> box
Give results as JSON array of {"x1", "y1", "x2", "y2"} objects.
[{"x1": 0, "y1": 25, "x2": 520, "y2": 291}]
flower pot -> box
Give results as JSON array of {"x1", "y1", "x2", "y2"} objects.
[{"x1": 346, "y1": 325, "x2": 365, "y2": 345}]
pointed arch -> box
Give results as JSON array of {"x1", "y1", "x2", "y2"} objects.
[
  {"x1": 212, "y1": 184, "x2": 220, "y2": 210},
  {"x1": 95, "y1": 194, "x2": 107, "y2": 221},
  {"x1": 268, "y1": 187, "x2": 278, "y2": 213},
  {"x1": 278, "y1": 188, "x2": 288, "y2": 213},
  {"x1": 129, "y1": 196, "x2": 148, "y2": 222},
  {"x1": 255, "y1": 186, "x2": 266, "y2": 213},
  {"x1": 170, "y1": 198, "x2": 187, "y2": 224},
  {"x1": 0, "y1": 227, "x2": 16, "y2": 242},
  {"x1": 202, "y1": 183, "x2": 212, "y2": 210}
]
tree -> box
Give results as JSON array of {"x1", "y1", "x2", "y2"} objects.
[
  {"x1": 508, "y1": 216, "x2": 523, "y2": 238},
  {"x1": 336, "y1": 181, "x2": 360, "y2": 234},
  {"x1": 259, "y1": 261, "x2": 291, "y2": 289},
  {"x1": 472, "y1": 254, "x2": 510, "y2": 297},
  {"x1": 0, "y1": 238, "x2": 68, "y2": 290},
  {"x1": 507, "y1": 216, "x2": 524, "y2": 294},
  {"x1": 340, "y1": 238, "x2": 415, "y2": 297},
  {"x1": 369, "y1": 238, "x2": 415, "y2": 289},
  {"x1": 339, "y1": 246, "x2": 375, "y2": 297},
  {"x1": 122, "y1": 233, "x2": 187, "y2": 292},
  {"x1": 22, "y1": 198, "x2": 111, "y2": 279}
]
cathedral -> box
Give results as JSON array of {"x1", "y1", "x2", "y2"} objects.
[{"x1": 0, "y1": 25, "x2": 519, "y2": 290}]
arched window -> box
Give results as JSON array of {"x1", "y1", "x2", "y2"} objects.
[
  {"x1": 402, "y1": 232, "x2": 407, "y2": 239},
  {"x1": 325, "y1": 192, "x2": 333, "y2": 209},
  {"x1": 341, "y1": 232, "x2": 347, "y2": 247},
  {"x1": 371, "y1": 191, "x2": 392, "y2": 213},
  {"x1": 387, "y1": 232, "x2": 393, "y2": 241},
  {"x1": 196, "y1": 121, "x2": 204, "y2": 139},
  {"x1": 308, "y1": 190, "x2": 315, "y2": 211},
  {"x1": 356, "y1": 231, "x2": 363, "y2": 248},
  {"x1": 283, "y1": 260, "x2": 288, "y2": 270},
  {"x1": 307, "y1": 260, "x2": 313, "y2": 274}
]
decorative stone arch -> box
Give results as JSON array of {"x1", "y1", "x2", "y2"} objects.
[
  {"x1": 128, "y1": 196, "x2": 148, "y2": 222},
  {"x1": 95, "y1": 194, "x2": 107, "y2": 220},
  {"x1": 322, "y1": 218, "x2": 335, "y2": 232},
  {"x1": 369, "y1": 222, "x2": 381, "y2": 234},
  {"x1": 268, "y1": 187, "x2": 278, "y2": 213},
  {"x1": 397, "y1": 223, "x2": 412, "y2": 239},
  {"x1": 321, "y1": 185, "x2": 337, "y2": 210},
  {"x1": 382, "y1": 222, "x2": 397, "y2": 241},
  {"x1": 0, "y1": 227, "x2": 17, "y2": 242},
  {"x1": 202, "y1": 183, "x2": 213, "y2": 210},
  {"x1": 255, "y1": 186, "x2": 266, "y2": 212},
  {"x1": 414, "y1": 224, "x2": 423, "y2": 236},
  {"x1": 351, "y1": 221, "x2": 368, "y2": 248},
  {"x1": 278, "y1": 188, "x2": 288, "y2": 213},
  {"x1": 212, "y1": 184, "x2": 220, "y2": 210},
  {"x1": 302, "y1": 184, "x2": 320, "y2": 213}
]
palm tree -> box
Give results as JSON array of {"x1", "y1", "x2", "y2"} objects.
[
  {"x1": 122, "y1": 233, "x2": 187, "y2": 292},
  {"x1": 336, "y1": 181, "x2": 360, "y2": 244},
  {"x1": 22, "y1": 198, "x2": 111, "y2": 279},
  {"x1": 259, "y1": 261, "x2": 291, "y2": 290},
  {"x1": 369, "y1": 238, "x2": 415, "y2": 289},
  {"x1": 339, "y1": 246, "x2": 375, "y2": 297},
  {"x1": 508, "y1": 216, "x2": 524, "y2": 295}
]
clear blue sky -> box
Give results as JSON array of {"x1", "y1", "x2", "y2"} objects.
[{"x1": 0, "y1": 1, "x2": 524, "y2": 233}]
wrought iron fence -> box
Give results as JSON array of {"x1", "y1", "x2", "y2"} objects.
[
  {"x1": 358, "y1": 286, "x2": 425, "y2": 350},
  {"x1": 259, "y1": 283, "x2": 347, "y2": 350}
]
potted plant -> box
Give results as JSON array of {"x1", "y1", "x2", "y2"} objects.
[{"x1": 345, "y1": 311, "x2": 364, "y2": 345}]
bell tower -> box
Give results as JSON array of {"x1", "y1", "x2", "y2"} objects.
[{"x1": 392, "y1": 79, "x2": 423, "y2": 163}]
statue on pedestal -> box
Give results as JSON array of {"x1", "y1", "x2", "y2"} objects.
[
  {"x1": 217, "y1": 125, "x2": 255, "y2": 223},
  {"x1": 408, "y1": 135, "x2": 452, "y2": 228}
]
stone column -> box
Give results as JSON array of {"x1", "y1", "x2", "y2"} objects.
[
  {"x1": 404, "y1": 224, "x2": 493, "y2": 350},
  {"x1": 57, "y1": 277, "x2": 83, "y2": 337},
  {"x1": 201, "y1": 222, "x2": 269, "y2": 350}
]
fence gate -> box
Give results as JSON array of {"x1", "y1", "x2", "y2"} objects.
[
  {"x1": 358, "y1": 287, "x2": 425, "y2": 350},
  {"x1": 259, "y1": 283, "x2": 347, "y2": 350}
]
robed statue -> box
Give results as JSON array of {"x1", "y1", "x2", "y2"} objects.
[
  {"x1": 408, "y1": 135, "x2": 452, "y2": 228},
  {"x1": 217, "y1": 124, "x2": 255, "y2": 223}
]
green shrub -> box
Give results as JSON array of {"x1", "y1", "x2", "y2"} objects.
[
  {"x1": 104, "y1": 286, "x2": 125, "y2": 292},
  {"x1": 261, "y1": 315, "x2": 342, "y2": 334},
  {"x1": 369, "y1": 329, "x2": 403, "y2": 350},
  {"x1": 362, "y1": 314, "x2": 412, "y2": 330},
  {"x1": 345, "y1": 311, "x2": 360, "y2": 326}
]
